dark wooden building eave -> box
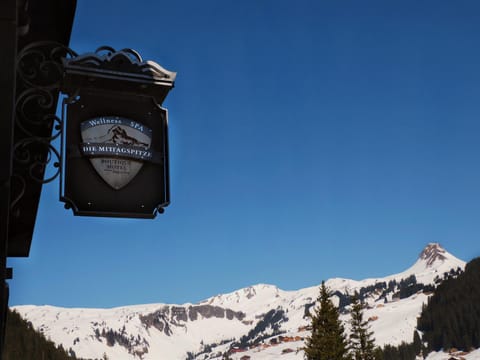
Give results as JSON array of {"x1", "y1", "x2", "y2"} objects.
[{"x1": 5, "y1": 0, "x2": 77, "y2": 257}]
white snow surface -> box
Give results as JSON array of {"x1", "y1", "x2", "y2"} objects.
[
  {"x1": 426, "y1": 349, "x2": 480, "y2": 360},
  {"x1": 13, "y1": 243, "x2": 473, "y2": 360}
]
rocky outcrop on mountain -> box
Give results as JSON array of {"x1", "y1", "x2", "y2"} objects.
[
  {"x1": 138, "y1": 304, "x2": 245, "y2": 337},
  {"x1": 188, "y1": 305, "x2": 245, "y2": 321},
  {"x1": 139, "y1": 308, "x2": 173, "y2": 336},
  {"x1": 419, "y1": 243, "x2": 448, "y2": 267}
]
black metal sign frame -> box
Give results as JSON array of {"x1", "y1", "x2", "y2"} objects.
[
  {"x1": 60, "y1": 91, "x2": 170, "y2": 218},
  {"x1": 59, "y1": 47, "x2": 176, "y2": 218}
]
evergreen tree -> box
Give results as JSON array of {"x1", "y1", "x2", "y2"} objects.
[
  {"x1": 303, "y1": 281, "x2": 351, "y2": 360},
  {"x1": 412, "y1": 331, "x2": 422, "y2": 356},
  {"x1": 222, "y1": 352, "x2": 233, "y2": 360},
  {"x1": 378, "y1": 342, "x2": 417, "y2": 360},
  {"x1": 3, "y1": 309, "x2": 81, "y2": 359},
  {"x1": 349, "y1": 293, "x2": 376, "y2": 360},
  {"x1": 417, "y1": 257, "x2": 480, "y2": 352}
]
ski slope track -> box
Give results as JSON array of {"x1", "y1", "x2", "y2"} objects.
[{"x1": 13, "y1": 243, "x2": 473, "y2": 360}]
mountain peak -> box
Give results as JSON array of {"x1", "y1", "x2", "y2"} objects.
[
  {"x1": 418, "y1": 243, "x2": 447, "y2": 267},
  {"x1": 13, "y1": 243, "x2": 470, "y2": 360}
]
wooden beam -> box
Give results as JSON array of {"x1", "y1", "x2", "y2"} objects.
[
  {"x1": 0, "y1": 0, "x2": 17, "y2": 264},
  {"x1": 0, "y1": 0, "x2": 17, "y2": 355}
]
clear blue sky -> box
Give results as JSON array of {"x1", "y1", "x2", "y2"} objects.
[{"x1": 8, "y1": 0, "x2": 480, "y2": 308}]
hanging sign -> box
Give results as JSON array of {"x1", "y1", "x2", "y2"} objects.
[{"x1": 60, "y1": 48, "x2": 176, "y2": 218}]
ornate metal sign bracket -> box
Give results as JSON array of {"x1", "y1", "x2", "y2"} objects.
[
  {"x1": 13, "y1": 42, "x2": 176, "y2": 219},
  {"x1": 11, "y1": 41, "x2": 77, "y2": 222}
]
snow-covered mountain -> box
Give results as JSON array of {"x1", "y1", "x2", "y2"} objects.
[{"x1": 13, "y1": 243, "x2": 470, "y2": 360}]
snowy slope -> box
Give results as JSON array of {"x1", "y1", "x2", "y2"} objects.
[{"x1": 13, "y1": 243, "x2": 469, "y2": 360}]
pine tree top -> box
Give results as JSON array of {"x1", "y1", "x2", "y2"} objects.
[{"x1": 303, "y1": 281, "x2": 351, "y2": 360}]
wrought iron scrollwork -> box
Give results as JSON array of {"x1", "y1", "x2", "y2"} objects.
[
  {"x1": 15, "y1": 87, "x2": 62, "y2": 140},
  {"x1": 13, "y1": 138, "x2": 61, "y2": 184},
  {"x1": 11, "y1": 41, "x2": 75, "y2": 215},
  {"x1": 16, "y1": 41, "x2": 77, "y2": 89}
]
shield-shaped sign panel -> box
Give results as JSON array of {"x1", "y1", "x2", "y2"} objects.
[{"x1": 80, "y1": 117, "x2": 153, "y2": 190}]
